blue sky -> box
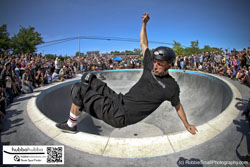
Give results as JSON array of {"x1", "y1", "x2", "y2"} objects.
[{"x1": 0, "y1": 0, "x2": 250, "y2": 56}]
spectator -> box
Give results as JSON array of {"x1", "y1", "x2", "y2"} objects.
[
  {"x1": 21, "y1": 69, "x2": 33, "y2": 94},
  {"x1": 59, "y1": 65, "x2": 67, "y2": 79},
  {"x1": 0, "y1": 62, "x2": 14, "y2": 104},
  {"x1": 231, "y1": 66, "x2": 237, "y2": 79},
  {"x1": 246, "y1": 52, "x2": 250, "y2": 68},
  {"x1": 34, "y1": 69, "x2": 46, "y2": 87},
  {"x1": 206, "y1": 62, "x2": 213, "y2": 73},
  {"x1": 14, "y1": 64, "x2": 21, "y2": 87},
  {"x1": 0, "y1": 86, "x2": 6, "y2": 116},
  {"x1": 232, "y1": 55, "x2": 238, "y2": 68},
  {"x1": 80, "y1": 63, "x2": 84, "y2": 72},
  {"x1": 180, "y1": 57, "x2": 184, "y2": 69},
  {"x1": 236, "y1": 66, "x2": 245, "y2": 82},
  {"x1": 0, "y1": 110, "x2": 4, "y2": 131},
  {"x1": 245, "y1": 67, "x2": 250, "y2": 86},
  {"x1": 239, "y1": 66, "x2": 249, "y2": 84},
  {"x1": 45, "y1": 69, "x2": 52, "y2": 84},
  {"x1": 0, "y1": 63, "x2": 4, "y2": 75},
  {"x1": 0, "y1": 83, "x2": 6, "y2": 132},
  {"x1": 11, "y1": 70, "x2": 22, "y2": 96},
  {"x1": 52, "y1": 70, "x2": 61, "y2": 82},
  {"x1": 219, "y1": 64, "x2": 226, "y2": 76},
  {"x1": 240, "y1": 50, "x2": 247, "y2": 68},
  {"x1": 55, "y1": 57, "x2": 61, "y2": 74}
]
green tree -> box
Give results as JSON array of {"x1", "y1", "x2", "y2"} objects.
[
  {"x1": 190, "y1": 40, "x2": 200, "y2": 54},
  {"x1": 201, "y1": 45, "x2": 211, "y2": 53},
  {"x1": 44, "y1": 54, "x2": 56, "y2": 60},
  {"x1": 75, "y1": 51, "x2": 84, "y2": 57},
  {"x1": 0, "y1": 24, "x2": 11, "y2": 54},
  {"x1": 133, "y1": 48, "x2": 142, "y2": 56},
  {"x1": 57, "y1": 55, "x2": 70, "y2": 61},
  {"x1": 11, "y1": 26, "x2": 44, "y2": 54},
  {"x1": 200, "y1": 45, "x2": 223, "y2": 53},
  {"x1": 184, "y1": 40, "x2": 200, "y2": 55},
  {"x1": 211, "y1": 47, "x2": 223, "y2": 53},
  {"x1": 124, "y1": 50, "x2": 133, "y2": 54},
  {"x1": 172, "y1": 40, "x2": 185, "y2": 55},
  {"x1": 110, "y1": 51, "x2": 121, "y2": 55}
]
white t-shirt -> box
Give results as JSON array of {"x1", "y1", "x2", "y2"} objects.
[
  {"x1": 52, "y1": 72, "x2": 58, "y2": 80},
  {"x1": 55, "y1": 60, "x2": 59, "y2": 69},
  {"x1": 46, "y1": 73, "x2": 52, "y2": 83}
]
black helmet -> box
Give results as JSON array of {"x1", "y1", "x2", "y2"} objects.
[{"x1": 152, "y1": 46, "x2": 176, "y2": 64}]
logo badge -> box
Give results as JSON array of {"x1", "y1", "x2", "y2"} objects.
[{"x1": 154, "y1": 51, "x2": 159, "y2": 55}]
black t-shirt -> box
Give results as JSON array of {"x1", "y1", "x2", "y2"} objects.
[{"x1": 122, "y1": 48, "x2": 180, "y2": 125}]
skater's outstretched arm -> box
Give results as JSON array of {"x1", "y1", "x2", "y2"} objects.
[
  {"x1": 140, "y1": 12, "x2": 150, "y2": 57},
  {"x1": 175, "y1": 104, "x2": 198, "y2": 135}
]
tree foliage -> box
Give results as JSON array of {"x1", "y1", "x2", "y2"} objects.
[
  {"x1": 184, "y1": 40, "x2": 200, "y2": 55},
  {"x1": 44, "y1": 54, "x2": 57, "y2": 60},
  {"x1": 11, "y1": 26, "x2": 44, "y2": 54},
  {"x1": 133, "y1": 48, "x2": 142, "y2": 56},
  {"x1": 172, "y1": 40, "x2": 185, "y2": 55},
  {"x1": 75, "y1": 51, "x2": 84, "y2": 57},
  {"x1": 172, "y1": 40, "x2": 223, "y2": 55},
  {"x1": 0, "y1": 24, "x2": 11, "y2": 54},
  {"x1": 200, "y1": 45, "x2": 211, "y2": 53}
]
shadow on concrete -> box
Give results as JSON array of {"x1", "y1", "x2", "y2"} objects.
[
  {"x1": 0, "y1": 109, "x2": 29, "y2": 167},
  {"x1": 234, "y1": 97, "x2": 250, "y2": 165},
  {"x1": 235, "y1": 97, "x2": 250, "y2": 111},
  {"x1": 234, "y1": 118, "x2": 250, "y2": 164},
  {"x1": 1, "y1": 110, "x2": 24, "y2": 136},
  {"x1": 177, "y1": 157, "x2": 203, "y2": 167},
  {"x1": 77, "y1": 116, "x2": 103, "y2": 135},
  {"x1": 14, "y1": 95, "x2": 36, "y2": 103},
  {"x1": 5, "y1": 95, "x2": 37, "y2": 109}
]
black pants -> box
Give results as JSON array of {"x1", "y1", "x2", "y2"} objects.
[
  {"x1": 0, "y1": 99, "x2": 6, "y2": 114},
  {"x1": 5, "y1": 88, "x2": 13, "y2": 104},
  {"x1": 71, "y1": 76, "x2": 127, "y2": 128}
]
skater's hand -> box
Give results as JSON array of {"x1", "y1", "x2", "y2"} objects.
[
  {"x1": 142, "y1": 12, "x2": 150, "y2": 24},
  {"x1": 185, "y1": 124, "x2": 198, "y2": 135}
]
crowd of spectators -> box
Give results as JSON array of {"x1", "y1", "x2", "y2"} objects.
[
  {"x1": 0, "y1": 52, "x2": 143, "y2": 127},
  {"x1": 0, "y1": 53, "x2": 78, "y2": 130},
  {"x1": 174, "y1": 47, "x2": 250, "y2": 86},
  {"x1": 0, "y1": 47, "x2": 249, "y2": 130}
]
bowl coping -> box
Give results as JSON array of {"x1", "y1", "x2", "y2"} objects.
[{"x1": 26, "y1": 69, "x2": 241, "y2": 158}]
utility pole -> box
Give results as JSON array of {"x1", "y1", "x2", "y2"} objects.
[{"x1": 78, "y1": 35, "x2": 80, "y2": 57}]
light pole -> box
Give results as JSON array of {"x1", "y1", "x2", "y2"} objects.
[{"x1": 78, "y1": 35, "x2": 80, "y2": 57}]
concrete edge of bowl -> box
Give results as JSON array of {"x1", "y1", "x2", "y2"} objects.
[{"x1": 26, "y1": 70, "x2": 241, "y2": 158}]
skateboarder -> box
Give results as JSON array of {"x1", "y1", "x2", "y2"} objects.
[{"x1": 56, "y1": 12, "x2": 197, "y2": 135}]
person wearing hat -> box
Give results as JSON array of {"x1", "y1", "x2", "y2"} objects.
[{"x1": 56, "y1": 12, "x2": 197, "y2": 135}]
